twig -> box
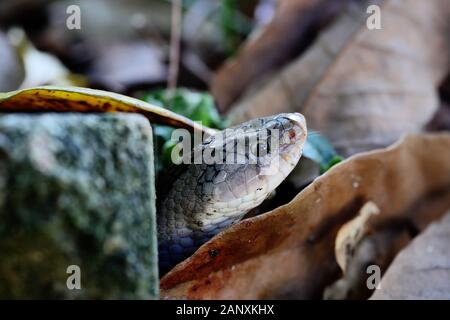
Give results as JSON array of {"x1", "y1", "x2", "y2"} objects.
[{"x1": 167, "y1": 0, "x2": 182, "y2": 93}]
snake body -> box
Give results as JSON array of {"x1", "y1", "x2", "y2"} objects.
[{"x1": 158, "y1": 113, "x2": 307, "y2": 274}]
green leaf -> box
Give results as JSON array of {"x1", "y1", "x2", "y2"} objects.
[
  {"x1": 142, "y1": 88, "x2": 226, "y2": 170},
  {"x1": 303, "y1": 132, "x2": 343, "y2": 173}
]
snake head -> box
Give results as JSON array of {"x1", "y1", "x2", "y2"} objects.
[
  {"x1": 250, "y1": 112, "x2": 307, "y2": 178},
  {"x1": 157, "y1": 113, "x2": 307, "y2": 272},
  {"x1": 197, "y1": 112, "x2": 307, "y2": 211}
]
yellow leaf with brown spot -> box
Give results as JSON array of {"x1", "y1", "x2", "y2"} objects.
[{"x1": 0, "y1": 86, "x2": 216, "y2": 135}]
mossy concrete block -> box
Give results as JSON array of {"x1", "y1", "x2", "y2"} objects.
[{"x1": 0, "y1": 113, "x2": 158, "y2": 299}]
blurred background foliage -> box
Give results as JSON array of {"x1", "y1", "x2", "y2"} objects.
[
  {"x1": 0, "y1": 0, "x2": 342, "y2": 176},
  {"x1": 143, "y1": 88, "x2": 227, "y2": 171},
  {"x1": 0, "y1": 0, "x2": 265, "y2": 91}
]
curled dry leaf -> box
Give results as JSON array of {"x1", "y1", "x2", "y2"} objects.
[
  {"x1": 160, "y1": 133, "x2": 450, "y2": 299},
  {"x1": 335, "y1": 201, "x2": 380, "y2": 273},
  {"x1": 323, "y1": 193, "x2": 449, "y2": 299},
  {"x1": 226, "y1": 0, "x2": 450, "y2": 156},
  {"x1": 370, "y1": 210, "x2": 450, "y2": 300},
  {"x1": 324, "y1": 217, "x2": 412, "y2": 300},
  {"x1": 0, "y1": 86, "x2": 215, "y2": 135},
  {"x1": 325, "y1": 178, "x2": 450, "y2": 299}
]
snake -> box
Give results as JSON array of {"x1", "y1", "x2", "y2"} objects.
[{"x1": 158, "y1": 112, "x2": 307, "y2": 274}]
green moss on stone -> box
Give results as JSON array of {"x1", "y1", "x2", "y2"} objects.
[{"x1": 0, "y1": 114, "x2": 158, "y2": 299}]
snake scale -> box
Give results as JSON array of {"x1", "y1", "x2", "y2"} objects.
[{"x1": 158, "y1": 113, "x2": 307, "y2": 274}]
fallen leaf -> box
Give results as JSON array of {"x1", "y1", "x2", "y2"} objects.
[
  {"x1": 211, "y1": 0, "x2": 348, "y2": 110},
  {"x1": 370, "y1": 210, "x2": 450, "y2": 300},
  {"x1": 324, "y1": 224, "x2": 411, "y2": 300},
  {"x1": 226, "y1": 0, "x2": 450, "y2": 156},
  {"x1": 335, "y1": 201, "x2": 380, "y2": 273},
  {"x1": 0, "y1": 86, "x2": 215, "y2": 135},
  {"x1": 160, "y1": 133, "x2": 450, "y2": 299}
]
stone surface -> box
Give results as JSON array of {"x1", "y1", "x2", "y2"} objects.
[
  {"x1": 371, "y1": 210, "x2": 450, "y2": 300},
  {"x1": 0, "y1": 113, "x2": 158, "y2": 299}
]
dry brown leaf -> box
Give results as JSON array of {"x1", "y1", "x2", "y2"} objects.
[
  {"x1": 324, "y1": 227, "x2": 411, "y2": 300},
  {"x1": 370, "y1": 210, "x2": 450, "y2": 300},
  {"x1": 0, "y1": 86, "x2": 215, "y2": 135},
  {"x1": 160, "y1": 133, "x2": 450, "y2": 299},
  {"x1": 211, "y1": 0, "x2": 348, "y2": 111},
  {"x1": 226, "y1": 0, "x2": 450, "y2": 156},
  {"x1": 335, "y1": 201, "x2": 380, "y2": 273}
]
